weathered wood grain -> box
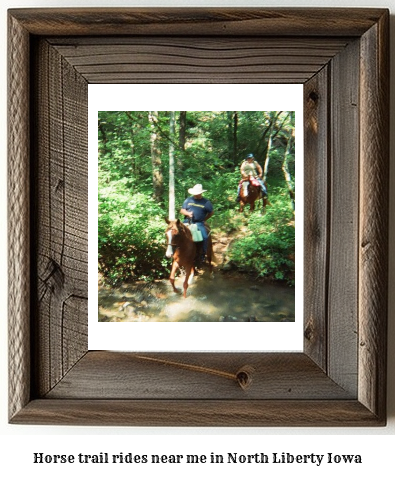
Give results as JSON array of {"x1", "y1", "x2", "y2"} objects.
[
  {"x1": 327, "y1": 39, "x2": 360, "y2": 396},
  {"x1": 11, "y1": 399, "x2": 384, "y2": 427},
  {"x1": 49, "y1": 37, "x2": 350, "y2": 84},
  {"x1": 8, "y1": 8, "x2": 387, "y2": 37},
  {"x1": 8, "y1": 8, "x2": 389, "y2": 426},
  {"x1": 46, "y1": 352, "x2": 354, "y2": 400},
  {"x1": 31, "y1": 39, "x2": 88, "y2": 397},
  {"x1": 359, "y1": 12, "x2": 389, "y2": 421},
  {"x1": 303, "y1": 67, "x2": 329, "y2": 370},
  {"x1": 8, "y1": 12, "x2": 31, "y2": 422}
]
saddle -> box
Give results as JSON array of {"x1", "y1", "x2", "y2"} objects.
[
  {"x1": 239, "y1": 176, "x2": 260, "y2": 188},
  {"x1": 187, "y1": 223, "x2": 211, "y2": 242},
  {"x1": 239, "y1": 176, "x2": 261, "y2": 197},
  {"x1": 249, "y1": 177, "x2": 261, "y2": 187},
  {"x1": 188, "y1": 223, "x2": 203, "y2": 242}
]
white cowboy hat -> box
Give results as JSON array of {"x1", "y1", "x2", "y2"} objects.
[{"x1": 188, "y1": 184, "x2": 207, "y2": 195}]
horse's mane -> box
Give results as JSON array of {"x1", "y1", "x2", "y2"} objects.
[
  {"x1": 179, "y1": 221, "x2": 193, "y2": 240},
  {"x1": 167, "y1": 219, "x2": 193, "y2": 240}
]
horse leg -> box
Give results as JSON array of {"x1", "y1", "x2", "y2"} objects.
[
  {"x1": 194, "y1": 242, "x2": 203, "y2": 268},
  {"x1": 262, "y1": 197, "x2": 267, "y2": 213},
  {"x1": 183, "y1": 266, "x2": 193, "y2": 298},
  {"x1": 206, "y1": 240, "x2": 213, "y2": 275},
  {"x1": 169, "y1": 260, "x2": 181, "y2": 294},
  {"x1": 188, "y1": 267, "x2": 195, "y2": 285}
]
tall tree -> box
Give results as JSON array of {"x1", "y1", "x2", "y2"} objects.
[
  {"x1": 148, "y1": 111, "x2": 164, "y2": 203},
  {"x1": 233, "y1": 112, "x2": 238, "y2": 165},
  {"x1": 179, "y1": 111, "x2": 187, "y2": 151},
  {"x1": 124, "y1": 111, "x2": 137, "y2": 176},
  {"x1": 168, "y1": 111, "x2": 176, "y2": 220},
  {"x1": 178, "y1": 111, "x2": 186, "y2": 169},
  {"x1": 227, "y1": 111, "x2": 238, "y2": 166},
  {"x1": 98, "y1": 118, "x2": 108, "y2": 155},
  {"x1": 263, "y1": 111, "x2": 282, "y2": 182},
  {"x1": 282, "y1": 127, "x2": 295, "y2": 210}
]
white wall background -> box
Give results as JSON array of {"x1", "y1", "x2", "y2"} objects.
[{"x1": 1, "y1": 0, "x2": 394, "y2": 476}]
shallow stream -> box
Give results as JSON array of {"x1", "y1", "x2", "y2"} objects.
[{"x1": 99, "y1": 270, "x2": 294, "y2": 323}]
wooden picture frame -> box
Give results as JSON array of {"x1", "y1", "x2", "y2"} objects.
[{"x1": 8, "y1": 8, "x2": 389, "y2": 426}]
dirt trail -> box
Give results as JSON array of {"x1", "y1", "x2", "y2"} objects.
[
  {"x1": 210, "y1": 227, "x2": 247, "y2": 269},
  {"x1": 98, "y1": 229, "x2": 295, "y2": 324},
  {"x1": 98, "y1": 222, "x2": 295, "y2": 323}
]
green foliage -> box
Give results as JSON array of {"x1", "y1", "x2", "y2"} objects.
[
  {"x1": 98, "y1": 110, "x2": 296, "y2": 284},
  {"x1": 228, "y1": 189, "x2": 295, "y2": 284},
  {"x1": 98, "y1": 182, "x2": 167, "y2": 284}
]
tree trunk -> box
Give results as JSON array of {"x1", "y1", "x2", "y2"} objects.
[
  {"x1": 227, "y1": 111, "x2": 233, "y2": 162},
  {"x1": 148, "y1": 111, "x2": 164, "y2": 203},
  {"x1": 178, "y1": 111, "x2": 186, "y2": 169},
  {"x1": 263, "y1": 120, "x2": 274, "y2": 182},
  {"x1": 98, "y1": 119, "x2": 107, "y2": 155},
  {"x1": 124, "y1": 112, "x2": 136, "y2": 176},
  {"x1": 233, "y1": 111, "x2": 238, "y2": 166},
  {"x1": 227, "y1": 111, "x2": 238, "y2": 166},
  {"x1": 179, "y1": 111, "x2": 186, "y2": 151},
  {"x1": 168, "y1": 111, "x2": 176, "y2": 220},
  {"x1": 282, "y1": 128, "x2": 295, "y2": 210}
]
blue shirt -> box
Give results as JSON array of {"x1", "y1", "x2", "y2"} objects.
[{"x1": 182, "y1": 196, "x2": 213, "y2": 223}]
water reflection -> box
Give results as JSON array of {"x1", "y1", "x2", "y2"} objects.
[{"x1": 99, "y1": 271, "x2": 295, "y2": 323}]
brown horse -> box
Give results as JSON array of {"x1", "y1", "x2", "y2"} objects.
[
  {"x1": 239, "y1": 177, "x2": 269, "y2": 212},
  {"x1": 165, "y1": 219, "x2": 212, "y2": 298}
]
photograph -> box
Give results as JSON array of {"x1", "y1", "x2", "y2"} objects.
[
  {"x1": 97, "y1": 110, "x2": 296, "y2": 324},
  {"x1": 5, "y1": 3, "x2": 390, "y2": 435}
]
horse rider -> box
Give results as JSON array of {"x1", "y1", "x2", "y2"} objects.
[
  {"x1": 236, "y1": 153, "x2": 268, "y2": 202},
  {"x1": 180, "y1": 184, "x2": 214, "y2": 262}
]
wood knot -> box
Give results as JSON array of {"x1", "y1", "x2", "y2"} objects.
[
  {"x1": 308, "y1": 91, "x2": 319, "y2": 103},
  {"x1": 55, "y1": 178, "x2": 64, "y2": 192},
  {"x1": 304, "y1": 322, "x2": 314, "y2": 341},
  {"x1": 236, "y1": 365, "x2": 254, "y2": 390},
  {"x1": 43, "y1": 258, "x2": 65, "y2": 291}
]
